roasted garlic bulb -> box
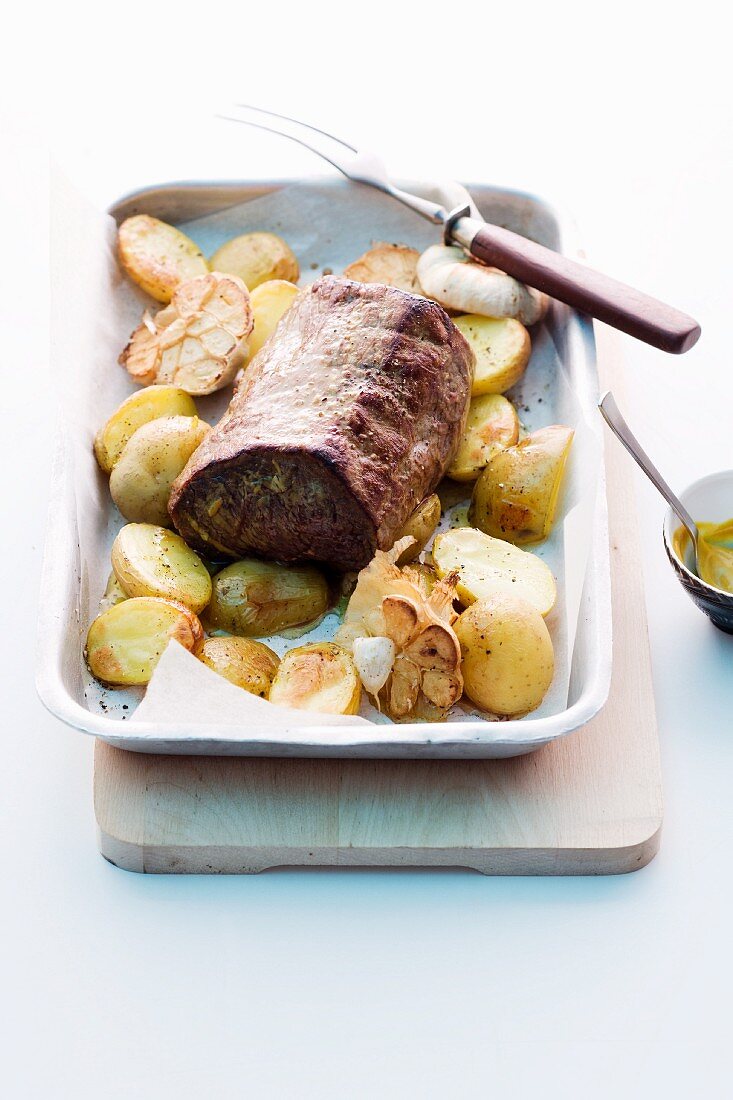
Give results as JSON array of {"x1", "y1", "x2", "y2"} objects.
[
  {"x1": 417, "y1": 245, "x2": 548, "y2": 326},
  {"x1": 336, "y1": 538, "x2": 463, "y2": 720},
  {"x1": 120, "y1": 272, "x2": 254, "y2": 395}
]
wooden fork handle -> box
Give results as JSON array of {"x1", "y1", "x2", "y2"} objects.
[{"x1": 452, "y1": 218, "x2": 701, "y2": 354}]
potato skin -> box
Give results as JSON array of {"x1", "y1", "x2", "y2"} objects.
[
  {"x1": 94, "y1": 385, "x2": 198, "y2": 474},
  {"x1": 196, "y1": 636, "x2": 280, "y2": 698},
  {"x1": 207, "y1": 559, "x2": 329, "y2": 638},
  {"x1": 109, "y1": 415, "x2": 210, "y2": 527},
  {"x1": 85, "y1": 596, "x2": 203, "y2": 686},
  {"x1": 447, "y1": 394, "x2": 519, "y2": 482},
  {"x1": 111, "y1": 523, "x2": 212, "y2": 614},
  {"x1": 269, "y1": 642, "x2": 361, "y2": 714},
  {"x1": 209, "y1": 232, "x2": 299, "y2": 290},
  {"x1": 395, "y1": 494, "x2": 441, "y2": 564},
  {"x1": 453, "y1": 315, "x2": 531, "y2": 396},
  {"x1": 455, "y1": 594, "x2": 554, "y2": 716},
  {"x1": 470, "y1": 425, "x2": 574, "y2": 544},
  {"x1": 118, "y1": 215, "x2": 208, "y2": 303}
]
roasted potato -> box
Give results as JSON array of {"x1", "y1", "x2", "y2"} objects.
[
  {"x1": 117, "y1": 215, "x2": 208, "y2": 303},
  {"x1": 343, "y1": 242, "x2": 421, "y2": 294},
  {"x1": 209, "y1": 232, "x2": 299, "y2": 290},
  {"x1": 109, "y1": 415, "x2": 210, "y2": 527},
  {"x1": 447, "y1": 394, "x2": 519, "y2": 482},
  {"x1": 120, "y1": 273, "x2": 253, "y2": 395},
  {"x1": 85, "y1": 596, "x2": 203, "y2": 686},
  {"x1": 207, "y1": 559, "x2": 329, "y2": 637},
  {"x1": 269, "y1": 642, "x2": 361, "y2": 714},
  {"x1": 246, "y1": 280, "x2": 300, "y2": 361},
  {"x1": 417, "y1": 245, "x2": 548, "y2": 325},
  {"x1": 395, "y1": 494, "x2": 441, "y2": 564},
  {"x1": 470, "y1": 425, "x2": 574, "y2": 544},
  {"x1": 99, "y1": 572, "x2": 127, "y2": 612},
  {"x1": 111, "y1": 523, "x2": 212, "y2": 613},
  {"x1": 94, "y1": 385, "x2": 198, "y2": 474},
  {"x1": 196, "y1": 636, "x2": 280, "y2": 698},
  {"x1": 453, "y1": 315, "x2": 532, "y2": 396},
  {"x1": 432, "y1": 527, "x2": 556, "y2": 616},
  {"x1": 455, "y1": 594, "x2": 554, "y2": 716}
]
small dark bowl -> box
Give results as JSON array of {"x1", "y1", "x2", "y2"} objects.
[{"x1": 663, "y1": 470, "x2": 733, "y2": 634}]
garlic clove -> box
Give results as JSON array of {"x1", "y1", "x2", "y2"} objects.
[
  {"x1": 422, "y1": 669, "x2": 463, "y2": 710},
  {"x1": 387, "y1": 655, "x2": 421, "y2": 718},
  {"x1": 381, "y1": 594, "x2": 421, "y2": 648},
  {"x1": 352, "y1": 635, "x2": 396, "y2": 696},
  {"x1": 404, "y1": 623, "x2": 461, "y2": 672}
]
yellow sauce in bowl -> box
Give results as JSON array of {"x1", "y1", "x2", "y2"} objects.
[{"x1": 673, "y1": 518, "x2": 733, "y2": 594}]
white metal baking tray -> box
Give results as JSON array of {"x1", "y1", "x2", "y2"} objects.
[{"x1": 37, "y1": 178, "x2": 612, "y2": 758}]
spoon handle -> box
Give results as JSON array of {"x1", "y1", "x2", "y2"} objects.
[{"x1": 598, "y1": 392, "x2": 699, "y2": 543}]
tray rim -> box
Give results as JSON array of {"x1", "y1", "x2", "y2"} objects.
[{"x1": 37, "y1": 176, "x2": 612, "y2": 758}]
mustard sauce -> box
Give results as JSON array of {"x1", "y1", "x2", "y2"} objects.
[{"x1": 673, "y1": 518, "x2": 733, "y2": 594}]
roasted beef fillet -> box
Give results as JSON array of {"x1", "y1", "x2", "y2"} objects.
[{"x1": 169, "y1": 277, "x2": 474, "y2": 570}]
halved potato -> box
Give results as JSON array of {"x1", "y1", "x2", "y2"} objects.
[
  {"x1": 395, "y1": 494, "x2": 441, "y2": 564},
  {"x1": 196, "y1": 636, "x2": 280, "y2": 698},
  {"x1": 246, "y1": 280, "x2": 300, "y2": 361},
  {"x1": 117, "y1": 215, "x2": 208, "y2": 303},
  {"x1": 455, "y1": 594, "x2": 554, "y2": 716},
  {"x1": 94, "y1": 385, "x2": 198, "y2": 474},
  {"x1": 109, "y1": 415, "x2": 210, "y2": 527},
  {"x1": 432, "y1": 527, "x2": 556, "y2": 616},
  {"x1": 470, "y1": 425, "x2": 574, "y2": 544},
  {"x1": 85, "y1": 596, "x2": 203, "y2": 686},
  {"x1": 120, "y1": 273, "x2": 253, "y2": 395},
  {"x1": 447, "y1": 394, "x2": 520, "y2": 482},
  {"x1": 343, "y1": 242, "x2": 421, "y2": 294},
  {"x1": 111, "y1": 523, "x2": 212, "y2": 613},
  {"x1": 209, "y1": 232, "x2": 299, "y2": 290},
  {"x1": 453, "y1": 315, "x2": 532, "y2": 396},
  {"x1": 269, "y1": 642, "x2": 361, "y2": 714},
  {"x1": 207, "y1": 559, "x2": 329, "y2": 637}
]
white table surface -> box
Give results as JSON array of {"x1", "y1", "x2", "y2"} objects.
[{"x1": 3, "y1": 3, "x2": 732, "y2": 1095}]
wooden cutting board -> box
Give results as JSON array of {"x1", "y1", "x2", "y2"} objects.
[{"x1": 94, "y1": 330, "x2": 663, "y2": 875}]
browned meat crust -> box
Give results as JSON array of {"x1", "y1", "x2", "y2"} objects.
[{"x1": 169, "y1": 277, "x2": 473, "y2": 570}]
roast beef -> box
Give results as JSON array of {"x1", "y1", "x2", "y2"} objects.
[{"x1": 169, "y1": 276, "x2": 474, "y2": 571}]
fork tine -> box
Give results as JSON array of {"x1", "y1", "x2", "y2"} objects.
[
  {"x1": 217, "y1": 106, "x2": 447, "y2": 226},
  {"x1": 232, "y1": 104, "x2": 358, "y2": 154},
  {"x1": 215, "y1": 111, "x2": 356, "y2": 179}
]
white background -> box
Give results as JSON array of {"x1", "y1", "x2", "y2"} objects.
[{"x1": 2, "y1": 2, "x2": 732, "y2": 1096}]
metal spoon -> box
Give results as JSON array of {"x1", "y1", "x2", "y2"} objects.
[{"x1": 598, "y1": 391, "x2": 701, "y2": 574}]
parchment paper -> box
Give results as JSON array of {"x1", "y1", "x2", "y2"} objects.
[{"x1": 56, "y1": 176, "x2": 600, "y2": 738}]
